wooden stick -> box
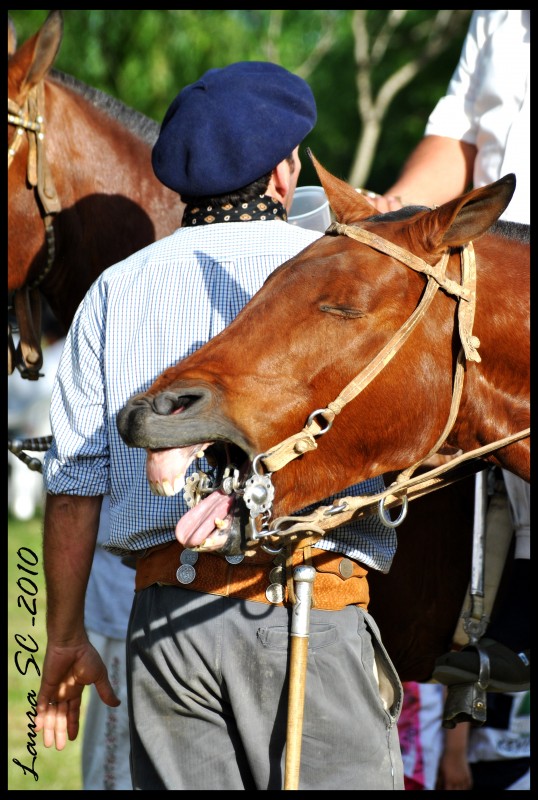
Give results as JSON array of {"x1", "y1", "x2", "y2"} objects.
[{"x1": 284, "y1": 565, "x2": 316, "y2": 790}]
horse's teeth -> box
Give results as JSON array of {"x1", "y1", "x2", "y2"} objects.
[
  {"x1": 196, "y1": 449, "x2": 205, "y2": 459},
  {"x1": 214, "y1": 517, "x2": 228, "y2": 530},
  {"x1": 173, "y1": 475, "x2": 185, "y2": 494},
  {"x1": 199, "y1": 533, "x2": 222, "y2": 549},
  {"x1": 161, "y1": 480, "x2": 175, "y2": 496}
]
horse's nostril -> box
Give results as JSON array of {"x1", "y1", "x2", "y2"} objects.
[{"x1": 152, "y1": 392, "x2": 183, "y2": 415}]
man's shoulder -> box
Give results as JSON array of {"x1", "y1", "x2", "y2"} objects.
[
  {"x1": 175, "y1": 220, "x2": 322, "y2": 257},
  {"x1": 93, "y1": 229, "x2": 184, "y2": 285},
  {"x1": 239, "y1": 219, "x2": 323, "y2": 250},
  {"x1": 95, "y1": 222, "x2": 322, "y2": 289}
]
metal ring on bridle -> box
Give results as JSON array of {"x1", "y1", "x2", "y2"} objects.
[
  {"x1": 261, "y1": 542, "x2": 284, "y2": 555},
  {"x1": 251, "y1": 452, "x2": 271, "y2": 477},
  {"x1": 324, "y1": 501, "x2": 348, "y2": 516},
  {"x1": 306, "y1": 408, "x2": 333, "y2": 435},
  {"x1": 378, "y1": 494, "x2": 408, "y2": 528},
  {"x1": 250, "y1": 525, "x2": 284, "y2": 555}
]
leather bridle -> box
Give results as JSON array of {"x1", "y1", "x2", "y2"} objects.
[
  {"x1": 8, "y1": 80, "x2": 61, "y2": 381},
  {"x1": 8, "y1": 81, "x2": 61, "y2": 472}
]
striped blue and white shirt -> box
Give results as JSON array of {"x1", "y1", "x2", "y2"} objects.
[{"x1": 43, "y1": 219, "x2": 397, "y2": 572}]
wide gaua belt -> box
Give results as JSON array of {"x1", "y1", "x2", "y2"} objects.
[{"x1": 134, "y1": 540, "x2": 370, "y2": 611}]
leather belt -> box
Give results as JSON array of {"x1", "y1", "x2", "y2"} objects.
[{"x1": 134, "y1": 540, "x2": 370, "y2": 611}]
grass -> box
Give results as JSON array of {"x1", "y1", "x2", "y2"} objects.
[{"x1": 8, "y1": 511, "x2": 87, "y2": 791}]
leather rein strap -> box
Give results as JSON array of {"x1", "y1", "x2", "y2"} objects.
[
  {"x1": 8, "y1": 81, "x2": 61, "y2": 380},
  {"x1": 248, "y1": 222, "x2": 529, "y2": 542}
]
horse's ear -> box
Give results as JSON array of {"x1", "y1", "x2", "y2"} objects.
[
  {"x1": 307, "y1": 149, "x2": 377, "y2": 224},
  {"x1": 415, "y1": 174, "x2": 517, "y2": 252},
  {"x1": 9, "y1": 10, "x2": 63, "y2": 96},
  {"x1": 8, "y1": 15, "x2": 17, "y2": 55}
]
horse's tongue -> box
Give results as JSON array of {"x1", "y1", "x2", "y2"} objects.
[
  {"x1": 175, "y1": 490, "x2": 234, "y2": 550},
  {"x1": 146, "y1": 446, "x2": 235, "y2": 549}
]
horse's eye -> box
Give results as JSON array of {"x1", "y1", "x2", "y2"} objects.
[{"x1": 319, "y1": 304, "x2": 365, "y2": 319}]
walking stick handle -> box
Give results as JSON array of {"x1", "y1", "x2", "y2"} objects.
[
  {"x1": 284, "y1": 565, "x2": 316, "y2": 790},
  {"x1": 290, "y1": 565, "x2": 316, "y2": 635}
]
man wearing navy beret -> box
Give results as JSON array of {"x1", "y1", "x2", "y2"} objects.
[{"x1": 36, "y1": 61, "x2": 404, "y2": 790}]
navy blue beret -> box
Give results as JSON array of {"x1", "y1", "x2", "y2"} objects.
[{"x1": 152, "y1": 61, "x2": 317, "y2": 197}]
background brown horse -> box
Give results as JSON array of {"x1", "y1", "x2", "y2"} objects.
[
  {"x1": 118, "y1": 160, "x2": 528, "y2": 679},
  {"x1": 8, "y1": 10, "x2": 183, "y2": 377}
]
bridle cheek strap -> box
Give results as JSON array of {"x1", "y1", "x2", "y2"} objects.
[{"x1": 8, "y1": 81, "x2": 61, "y2": 379}]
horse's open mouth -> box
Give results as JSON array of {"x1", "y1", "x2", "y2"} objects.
[
  {"x1": 117, "y1": 388, "x2": 270, "y2": 553},
  {"x1": 145, "y1": 440, "x2": 253, "y2": 554}
]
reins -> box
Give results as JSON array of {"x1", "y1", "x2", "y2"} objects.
[
  {"x1": 256, "y1": 430, "x2": 529, "y2": 544},
  {"x1": 8, "y1": 81, "x2": 61, "y2": 381},
  {"x1": 243, "y1": 223, "x2": 529, "y2": 546}
]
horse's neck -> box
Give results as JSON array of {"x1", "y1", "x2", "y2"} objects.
[
  {"x1": 474, "y1": 234, "x2": 529, "y2": 344},
  {"x1": 48, "y1": 80, "x2": 147, "y2": 192},
  {"x1": 39, "y1": 79, "x2": 181, "y2": 328},
  {"x1": 453, "y1": 235, "x2": 530, "y2": 477},
  {"x1": 47, "y1": 78, "x2": 181, "y2": 239}
]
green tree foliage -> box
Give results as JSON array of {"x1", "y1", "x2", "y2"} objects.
[{"x1": 9, "y1": 10, "x2": 471, "y2": 190}]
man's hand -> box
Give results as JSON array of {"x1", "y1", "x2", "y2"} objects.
[
  {"x1": 35, "y1": 638, "x2": 120, "y2": 750},
  {"x1": 356, "y1": 188, "x2": 404, "y2": 214}
]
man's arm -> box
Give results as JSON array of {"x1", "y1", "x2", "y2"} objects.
[
  {"x1": 367, "y1": 135, "x2": 477, "y2": 212},
  {"x1": 35, "y1": 493, "x2": 120, "y2": 750},
  {"x1": 436, "y1": 720, "x2": 473, "y2": 790}
]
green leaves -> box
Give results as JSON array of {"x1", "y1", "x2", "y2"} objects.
[{"x1": 9, "y1": 10, "x2": 471, "y2": 190}]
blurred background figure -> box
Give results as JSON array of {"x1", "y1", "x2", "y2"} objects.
[
  {"x1": 436, "y1": 690, "x2": 530, "y2": 791},
  {"x1": 398, "y1": 681, "x2": 445, "y2": 790}
]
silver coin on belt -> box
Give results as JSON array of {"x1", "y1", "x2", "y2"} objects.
[
  {"x1": 225, "y1": 554, "x2": 245, "y2": 564},
  {"x1": 176, "y1": 563, "x2": 196, "y2": 584},
  {"x1": 339, "y1": 558, "x2": 354, "y2": 578},
  {"x1": 180, "y1": 549, "x2": 199, "y2": 566},
  {"x1": 272, "y1": 552, "x2": 287, "y2": 568},
  {"x1": 269, "y1": 565, "x2": 285, "y2": 585},
  {"x1": 265, "y1": 583, "x2": 285, "y2": 604}
]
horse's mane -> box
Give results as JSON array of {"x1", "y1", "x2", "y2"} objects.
[
  {"x1": 367, "y1": 208, "x2": 528, "y2": 244},
  {"x1": 491, "y1": 219, "x2": 529, "y2": 244},
  {"x1": 50, "y1": 68, "x2": 160, "y2": 147}
]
